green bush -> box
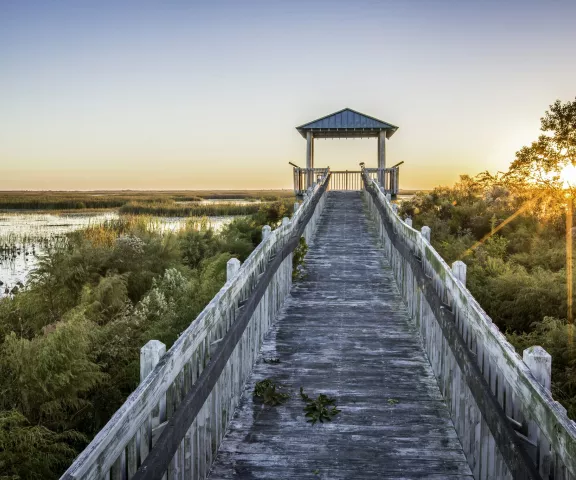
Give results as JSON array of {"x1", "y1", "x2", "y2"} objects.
[
  {"x1": 405, "y1": 171, "x2": 576, "y2": 418},
  {"x1": 0, "y1": 198, "x2": 291, "y2": 479}
]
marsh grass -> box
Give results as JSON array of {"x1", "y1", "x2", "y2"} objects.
[
  {"x1": 0, "y1": 200, "x2": 294, "y2": 478},
  {"x1": 0, "y1": 190, "x2": 294, "y2": 211},
  {"x1": 119, "y1": 201, "x2": 263, "y2": 216}
]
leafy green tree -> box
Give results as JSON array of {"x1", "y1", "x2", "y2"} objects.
[
  {"x1": 179, "y1": 228, "x2": 220, "y2": 269},
  {"x1": 0, "y1": 410, "x2": 85, "y2": 480},
  {"x1": 507, "y1": 98, "x2": 576, "y2": 187},
  {"x1": 0, "y1": 314, "x2": 105, "y2": 428}
]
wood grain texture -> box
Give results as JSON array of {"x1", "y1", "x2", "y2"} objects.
[{"x1": 208, "y1": 192, "x2": 473, "y2": 479}]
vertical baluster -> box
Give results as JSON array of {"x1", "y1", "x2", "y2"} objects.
[
  {"x1": 524, "y1": 346, "x2": 552, "y2": 477},
  {"x1": 139, "y1": 340, "x2": 166, "y2": 469},
  {"x1": 126, "y1": 437, "x2": 138, "y2": 478},
  {"x1": 110, "y1": 450, "x2": 126, "y2": 480}
]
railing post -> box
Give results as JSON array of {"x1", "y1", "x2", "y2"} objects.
[
  {"x1": 140, "y1": 340, "x2": 167, "y2": 429},
  {"x1": 523, "y1": 346, "x2": 551, "y2": 392},
  {"x1": 262, "y1": 225, "x2": 271, "y2": 240},
  {"x1": 405, "y1": 217, "x2": 412, "y2": 227},
  {"x1": 227, "y1": 258, "x2": 241, "y2": 281},
  {"x1": 282, "y1": 217, "x2": 290, "y2": 227},
  {"x1": 386, "y1": 193, "x2": 392, "y2": 202},
  {"x1": 294, "y1": 202, "x2": 300, "y2": 213},
  {"x1": 523, "y1": 346, "x2": 552, "y2": 476},
  {"x1": 141, "y1": 340, "x2": 166, "y2": 382},
  {"x1": 421, "y1": 226, "x2": 431, "y2": 243},
  {"x1": 452, "y1": 260, "x2": 467, "y2": 285}
]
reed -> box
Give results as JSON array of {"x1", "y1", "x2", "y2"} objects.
[
  {"x1": 0, "y1": 190, "x2": 294, "y2": 211},
  {"x1": 119, "y1": 201, "x2": 263, "y2": 217}
]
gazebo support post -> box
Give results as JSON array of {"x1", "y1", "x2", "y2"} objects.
[
  {"x1": 306, "y1": 131, "x2": 314, "y2": 188},
  {"x1": 377, "y1": 130, "x2": 386, "y2": 188}
]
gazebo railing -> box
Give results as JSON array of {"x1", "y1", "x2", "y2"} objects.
[
  {"x1": 364, "y1": 167, "x2": 400, "y2": 195},
  {"x1": 329, "y1": 170, "x2": 363, "y2": 191},
  {"x1": 292, "y1": 167, "x2": 329, "y2": 194},
  {"x1": 294, "y1": 166, "x2": 400, "y2": 195}
]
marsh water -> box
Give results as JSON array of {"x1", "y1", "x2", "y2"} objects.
[{"x1": 0, "y1": 211, "x2": 235, "y2": 296}]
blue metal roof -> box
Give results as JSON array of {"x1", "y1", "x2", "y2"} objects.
[{"x1": 296, "y1": 108, "x2": 398, "y2": 139}]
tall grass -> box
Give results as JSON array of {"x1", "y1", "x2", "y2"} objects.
[
  {"x1": 119, "y1": 201, "x2": 263, "y2": 216},
  {"x1": 0, "y1": 190, "x2": 294, "y2": 211}
]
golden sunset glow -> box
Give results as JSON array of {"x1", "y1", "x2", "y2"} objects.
[{"x1": 561, "y1": 164, "x2": 576, "y2": 189}]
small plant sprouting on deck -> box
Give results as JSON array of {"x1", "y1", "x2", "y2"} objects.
[
  {"x1": 292, "y1": 236, "x2": 308, "y2": 281},
  {"x1": 299, "y1": 387, "x2": 341, "y2": 425},
  {"x1": 387, "y1": 398, "x2": 399, "y2": 406},
  {"x1": 253, "y1": 379, "x2": 290, "y2": 406},
  {"x1": 263, "y1": 357, "x2": 281, "y2": 364}
]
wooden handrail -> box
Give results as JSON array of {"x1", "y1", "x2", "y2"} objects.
[
  {"x1": 133, "y1": 176, "x2": 331, "y2": 479},
  {"x1": 362, "y1": 170, "x2": 576, "y2": 479},
  {"x1": 62, "y1": 173, "x2": 332, "y2": 480}
]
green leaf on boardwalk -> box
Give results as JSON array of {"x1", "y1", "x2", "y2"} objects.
[
  {"x1": 299, "y1": 387, "x2": 341, "y2": 425},
  {"x1": 253, "y1": 379, "x2": 290, "y2": 406}
]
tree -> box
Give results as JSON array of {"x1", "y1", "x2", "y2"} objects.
[
  {"x1": 0, "y1": 410, "x2": 85, "y2": 480},
  {"x1": 507, "y1": 98, "x2": 576, "y2": 188}
]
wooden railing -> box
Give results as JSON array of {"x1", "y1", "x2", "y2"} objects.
[
  {"x1": 61, "y1": 172, "x2": 331, "y2": 480},
  {"x1": 329, "y1": 170, "x2": 363, "y2": 191},
  {"x1": 364, "y1": 167, "x2": 400, "y2": 195},
  {"x1": 363, "y1": 169, "x2": 576, "y2": 480},
  {"x1": 293, "y1": 167, "x2": 400, "y2": 195},
  {"x1": 292, "y1": 167, "x2": 329, "y2": 195}
]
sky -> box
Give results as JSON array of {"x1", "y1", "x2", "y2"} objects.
[{"x1": 1, "y1": 0, "x2": 575, "y2": 191}]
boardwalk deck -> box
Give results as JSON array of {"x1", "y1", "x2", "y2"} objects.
[{"x1": 209, "y1": 191, "x2": 473, "y2": 479}]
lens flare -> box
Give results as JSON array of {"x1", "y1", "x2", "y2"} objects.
[{"x1": 560, "y1": 164, "x2": 576, "y2": 189}]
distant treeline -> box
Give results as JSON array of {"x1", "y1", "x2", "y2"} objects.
[{"x1": 0, "y1": 190, "x2": 294, "y2": 211}]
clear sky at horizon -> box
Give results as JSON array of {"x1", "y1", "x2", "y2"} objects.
[{"x1": 1, "y1": 0, "x2": 575, "y2": 190}]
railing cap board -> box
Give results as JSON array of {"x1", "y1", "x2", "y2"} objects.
[
  {"x1": 62, "y1": 173, "x2": 331, "y2": 480},
  {"x1": 364, "y1": 173, "x2": 576, "y2": 475}
]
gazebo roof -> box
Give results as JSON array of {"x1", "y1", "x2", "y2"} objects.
[{"x1": 296, "y1": 108, "x2": 398, "y2": 139}]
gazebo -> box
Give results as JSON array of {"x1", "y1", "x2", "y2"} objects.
[{"x1": 293, "y1": 108, "x2": 401, "y2": 194}]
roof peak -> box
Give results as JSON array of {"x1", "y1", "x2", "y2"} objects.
[{"x1": 296, "y1": 108, "x2": 398, "y2": 139}]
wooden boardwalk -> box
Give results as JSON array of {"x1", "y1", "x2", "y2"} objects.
[{"x1": 209, "y1": 191, "x2": 473, "y2": 479}]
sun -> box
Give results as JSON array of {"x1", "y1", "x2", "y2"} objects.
[{"x1": 560, "y1": 164, "x2": 576, "y2": 189}]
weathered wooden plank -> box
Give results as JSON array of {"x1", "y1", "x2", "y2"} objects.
[{"x1": 209, "y1": 192, "x2": 472, "y2": 478}]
